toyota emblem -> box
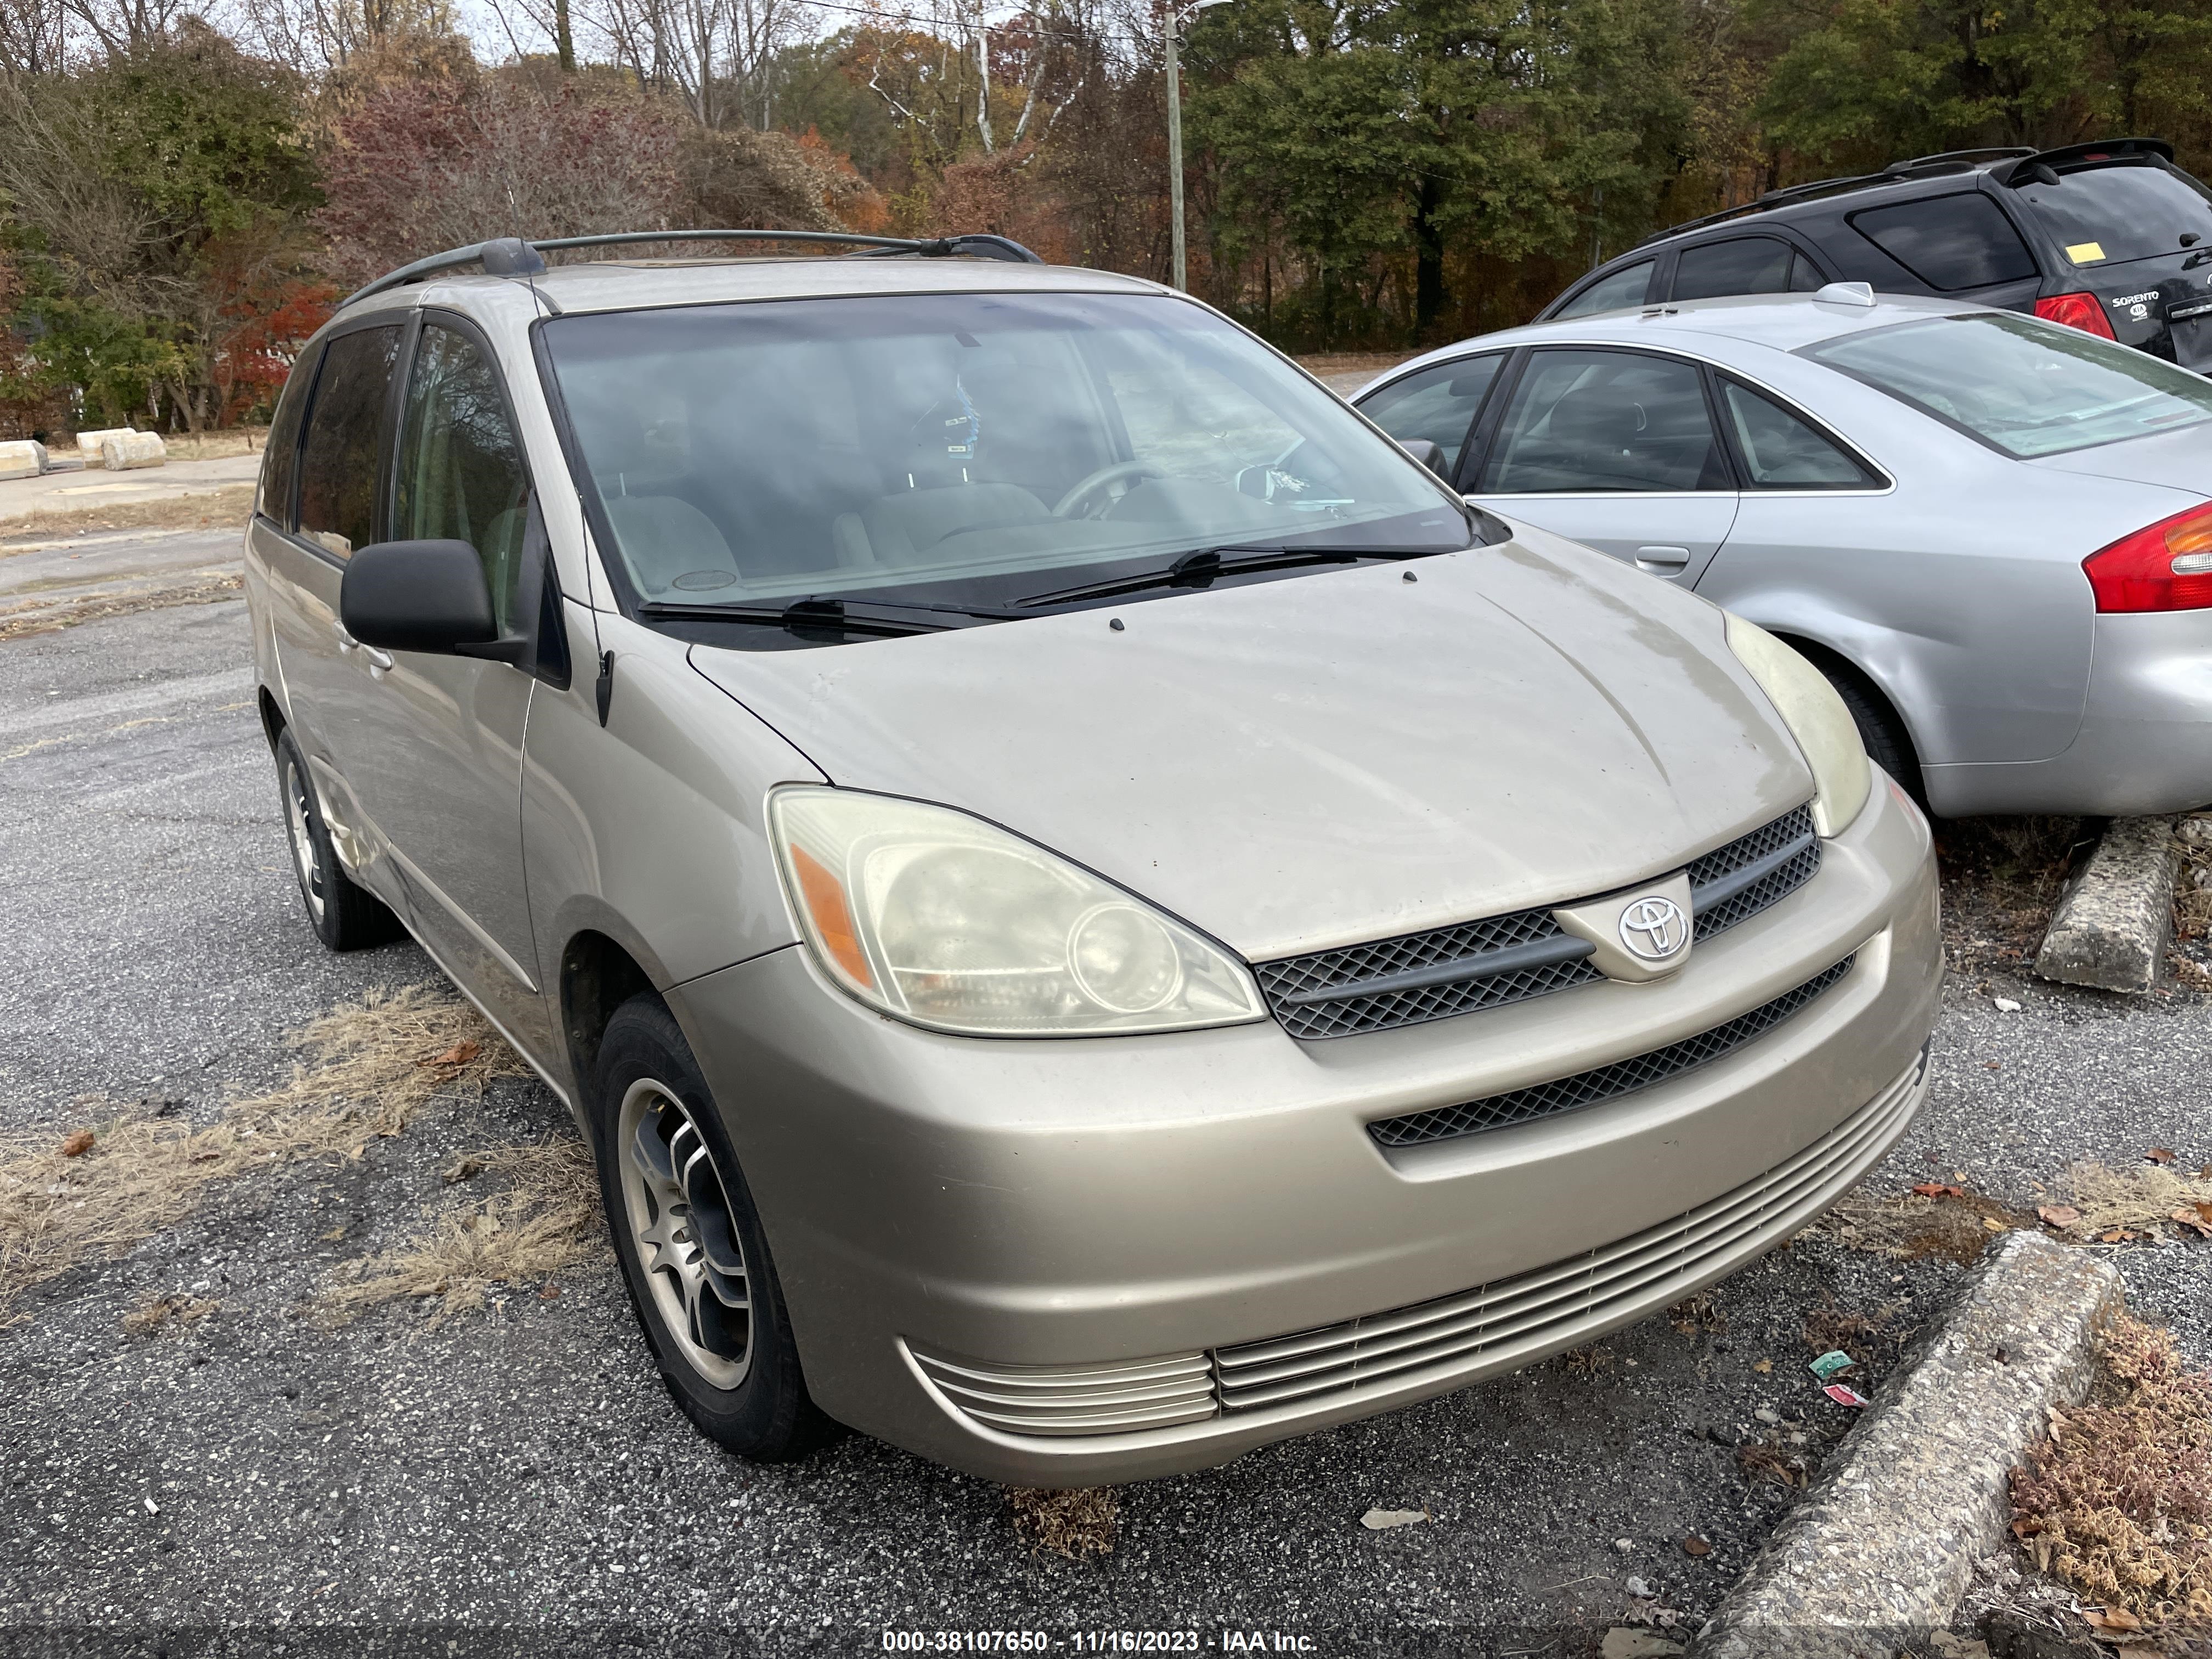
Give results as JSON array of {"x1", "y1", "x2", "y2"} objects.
[{"x1": 1618, "y1": 894, "x2": 1690, "y2": 961}]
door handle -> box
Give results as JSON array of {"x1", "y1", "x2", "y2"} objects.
[{"x1": 1634, "y1": 545, "x2": 1692, "y2": 573}]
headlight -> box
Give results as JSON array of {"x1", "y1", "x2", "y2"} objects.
[
  {"x1": 769, "y1": 787, "x2": 1266, "y2": 1036},
  {"x1": 1725, "y1": 614, "x2": 1871, "y2": 837}
]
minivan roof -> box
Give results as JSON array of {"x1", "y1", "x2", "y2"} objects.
[{"x1": 335, "y1": 249, "x2": 1164, "y2": 325}]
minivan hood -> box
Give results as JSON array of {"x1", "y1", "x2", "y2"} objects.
[{"x1": 690, "y1": 531, "x2": 1814, "y2": 962}]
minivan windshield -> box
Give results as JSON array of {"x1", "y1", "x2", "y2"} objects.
[
  {"x1": 541, "y1": 291, "x2": 1470, "y2": 617},
  {"x1": 1801, "y1": 312, "x2": 2212, "y2": 458}
]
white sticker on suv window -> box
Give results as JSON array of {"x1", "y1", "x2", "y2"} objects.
[{"x1": 2066, "y1": 241, "x2": 2107, "y2": 264}]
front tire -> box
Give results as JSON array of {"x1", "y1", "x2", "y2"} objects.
[
  {"x1": 274, "y1": 728, "x2": 403, "y2": 951},
  {"x1": 1819, "y1": 664, "x2": 1923, "y2": 808},
  {"x1": 592, "y1": 995, "x2": 836, "y2": 1462}
]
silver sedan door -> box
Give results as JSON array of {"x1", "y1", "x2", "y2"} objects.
[
  {"x1": 332, "y1": 315, "x2": 554, "y2": 1052},
  {"x1": 1464, "y1": 347, "x2": 1739, "y2": 584}
]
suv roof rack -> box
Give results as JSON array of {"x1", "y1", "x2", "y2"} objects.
[
  {"x1": 1632, "y1": 137, "x2": 2175, "y2": 249},
  {"x1": 343, "y1": 229, "x2": 1044, "y2": 307}
]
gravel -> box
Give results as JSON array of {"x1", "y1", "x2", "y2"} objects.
[{"x1": 2, "y1": 554, "x2": 2207, "y2": 1655}]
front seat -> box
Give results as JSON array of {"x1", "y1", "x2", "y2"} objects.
[{"x1": 603, "y1": 493, "x2": 741, "y2": 594}]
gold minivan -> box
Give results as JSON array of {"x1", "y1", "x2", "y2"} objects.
[{"x1": 246, "y1": 232, "x2": 1942, "y2": 1486}]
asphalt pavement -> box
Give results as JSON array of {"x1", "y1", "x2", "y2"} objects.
[{"x1": 2, "y1": 534, "x2": 2208, "y2": 1656}]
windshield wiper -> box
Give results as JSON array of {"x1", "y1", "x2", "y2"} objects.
[
  {"x1": 637, "y1": 595, "x2": 1011, "y2": 639},
  {"x1": 1018, "y1": 545, "x2": 1445, "y2": 608}
]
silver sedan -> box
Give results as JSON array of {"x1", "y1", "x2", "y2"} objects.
[{"x1": 1355, "y1": 287, "x2": 2212, "y2": 816}]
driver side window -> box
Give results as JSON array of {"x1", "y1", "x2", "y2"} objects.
[
  {"x1": 1480, "y1": 349, "x2": 1731, "y2": 493},
  {"x1": 394, "y1": 323, "x2": 533, "y2": 633}
]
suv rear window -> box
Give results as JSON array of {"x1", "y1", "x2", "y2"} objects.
[
  {"x1": 1554, "y1": 261, "x2": 1654, "y2": 318},
  {"x1": 1803, "y1": 312, "x2": 2212, "y2": 458},
  {"x1": 1847, "y1": 194, "x2": 2038, "y2": 291},
  {"x1": 2016, "y1": 163, "x2": 2212, "y2": 267}
]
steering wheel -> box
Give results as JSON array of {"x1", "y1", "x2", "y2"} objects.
[{"x1": 1052, "y1": 461, "x2": 1165, "y2": 519}]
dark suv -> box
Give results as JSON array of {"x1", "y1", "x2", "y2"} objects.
[{"x1": 1544, "y1": 138, "x2": 2212, "y2": 367}]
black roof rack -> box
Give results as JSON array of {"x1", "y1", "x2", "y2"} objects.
[
  {"x1": 1632, "y1": 137, "x2": 2177, "y2": 250},
  {"x1": 343, "y1": 228, "x2": 1044, "y2": 307}
]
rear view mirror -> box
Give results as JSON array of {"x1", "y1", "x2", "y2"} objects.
[
  {"x1": 341, "y1": 539, "x2": 502, "y2": 656},
  {"x1": 1401, "y1": 438, "x2": 1451, "y2": 479}
]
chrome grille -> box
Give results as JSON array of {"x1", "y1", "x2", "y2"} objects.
[
  {"x1": 910, "y1": 1347, "x2": 1217, "y2": 1436},
  {"x1": 1254, "y1": 805, "x2": 1821, "y2": 1041},
  {"x1": 1213, "y1": 1047, "x2": 1926, "y2": 1414},
  {"x1": 1366, "y1": 956, "x2": 1855, "y2": 1149}
]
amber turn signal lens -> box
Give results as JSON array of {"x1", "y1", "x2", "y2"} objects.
[{"x1": 788, "y1": 842, "x2": 873, "y2": 989}]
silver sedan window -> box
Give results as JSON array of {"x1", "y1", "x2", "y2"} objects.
[{"x1": 1805, "y1": 312, "x2": 2212, "y2": 458}]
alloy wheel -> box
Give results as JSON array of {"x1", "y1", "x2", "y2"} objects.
[
  {"x1": 617, "y1": 1077, "x2": 753, "y2": 1388},
  {"x1": 283, "y1": 755, "x2": 326, "y2": 926}
]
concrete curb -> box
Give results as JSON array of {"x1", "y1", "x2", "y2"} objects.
[
  {"x1": 1691, "y1": 1231, "x2": 2124, "y2": 1659},
  {"x1": 2034, "y1": 816, "x2": 2179, "y2": 993}
]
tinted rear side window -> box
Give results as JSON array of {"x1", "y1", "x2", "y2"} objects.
[
  {"x1": 1848, "y1": 194, "x2": 2038, "y2": 291},
  {"x1": 2017, "y1": 164, "x2": 2212, "y2": 268},
  {"x1": 297, "y1": 325, "x2": 401, "y2": 560},
  {"x1": 257, "y1": 344, "x2": 319, "y2": 531},
  {"x1": 1672, "y1": 238, "x2": 1795, "y2": 301},
  {"x1": 1554, "y1": 260, "x2": 1654, "y2": 318}
]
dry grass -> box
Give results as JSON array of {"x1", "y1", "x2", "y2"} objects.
[
  {"x1": 0, "y1": 984, "x2": 519, "y2": 1322},
  {"x1": 2174, "y1": 818, "x2": 2212, "y2": 991},
  {"x1": 1936, "y1": 815, "x2": 2092, "y2": 974},
  {"x1": 1823, "y1": 1164, "x2": 2212, "y2": 1268},
  {"x1": 314, "y1": 1138, "x2": 600, "y2": 1327},
  {"x1": 1824, "y1": 1186, "x2": 2037, "y2": 1265},
  {"x1": 120, "y1": 1293, "x2": 218, "y2": 1336},
  {"x1": 2011, "y1": 1312, "x2": 2212, "y2": 1634},
  {"x1": 1007, "y1": 1486, "x2": 1120, "y2": 1560},
  {"x1": 0, "y1": 569, "x2": 244, "y2": 641},
  {"x1": 0, "y1": 482, "x2": 256, "y2": 547}
]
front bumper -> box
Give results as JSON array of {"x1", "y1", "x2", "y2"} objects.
[
  {"x1": 1925, "y1": 609, "x2": 2212, "y2": 816},
  {"x1": 668, "y1": 780, "x2": 1942, "y2": 1485}
]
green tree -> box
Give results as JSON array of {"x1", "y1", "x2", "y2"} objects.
[
  {"x1": 1752, "y1": 0, "x2": 2212, "y2": 171},
  {"x1": 1189, "y1": 0, "x2": 1690, "y2": 346},
  {"x1": 0, "y1": 20, "x2": 322, "y2": 429}
]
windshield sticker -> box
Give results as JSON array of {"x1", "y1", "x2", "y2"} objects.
[{"x1": 2066, "y1": 241, "x2": 2108, "y2": 264}]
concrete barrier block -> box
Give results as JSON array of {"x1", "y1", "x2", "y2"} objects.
[
  {"x1": 0, "y1": 438, "x2": 48, "y2": 480},
  {"x1": 101, "y1": 432, "x2": 167, "y2": 471},
  {"x1": 2033, "y1": 816, "x2": 2179, "y2": 993},
  {"x1": 75, "y1": 426, "x2": 136, "y2": 461}
]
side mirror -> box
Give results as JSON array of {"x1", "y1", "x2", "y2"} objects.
[
  {"x1": 1401, "y1": 438, "x2": 1451, "y2": 479},
  {"x1": 341, "y1": 539, "x2": 508, "y2": 657}
]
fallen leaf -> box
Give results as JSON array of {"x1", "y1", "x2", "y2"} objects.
[
  {"x1": 1981, "y1": 1216, "x2": 2007, "y2": 1232},
  {"x1": 2037, "y1": 1205, "x2": 2081, "y2": 1228},
  {"x1": 1750, "y1": 1358, "x2": 1772, "y2": 1374},
  {"x1": 2099, "y1": 1228, "x2": 2134, "y2": 1244},
  {"x1": 59, "y1": 1130, "x2": 94, "y2": 1157},
  {"x1": 1682, "y1": 1535, "x2": 1711, "y2": 1556},
  {"x1": 2085, "y1": 1607, "x2": 2143, "y2": 1633},
  {"x1": 442, "y1": 1156, "x2": 485, "y2": 1184},
  {"x1": 538, "y1": 1283, "x2": 561, "y2": 1300},
  {"x1": 1912, "y1": 1182, "x2": 1967, "y2": 1198},
  {"x1": 319, "y1": 1227, "x2": 345, "y2": 1242},
  {"x1": 2147, "y1": 1148, "x2": 2177, "y2": 1165},
  {"x1": 1983, "y1": 1061, "x2": 2002, "y2": 1070},
  {"x1": 420, "y1": 1039, "x2": 481, "y2": 1070},
  {"x1": 1360, "y1": 1507, "x2": 1429, "y2": 1530},
  {"x1": 2170, "y1": 1208, "x2": 2212, "y2": 1239}
]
